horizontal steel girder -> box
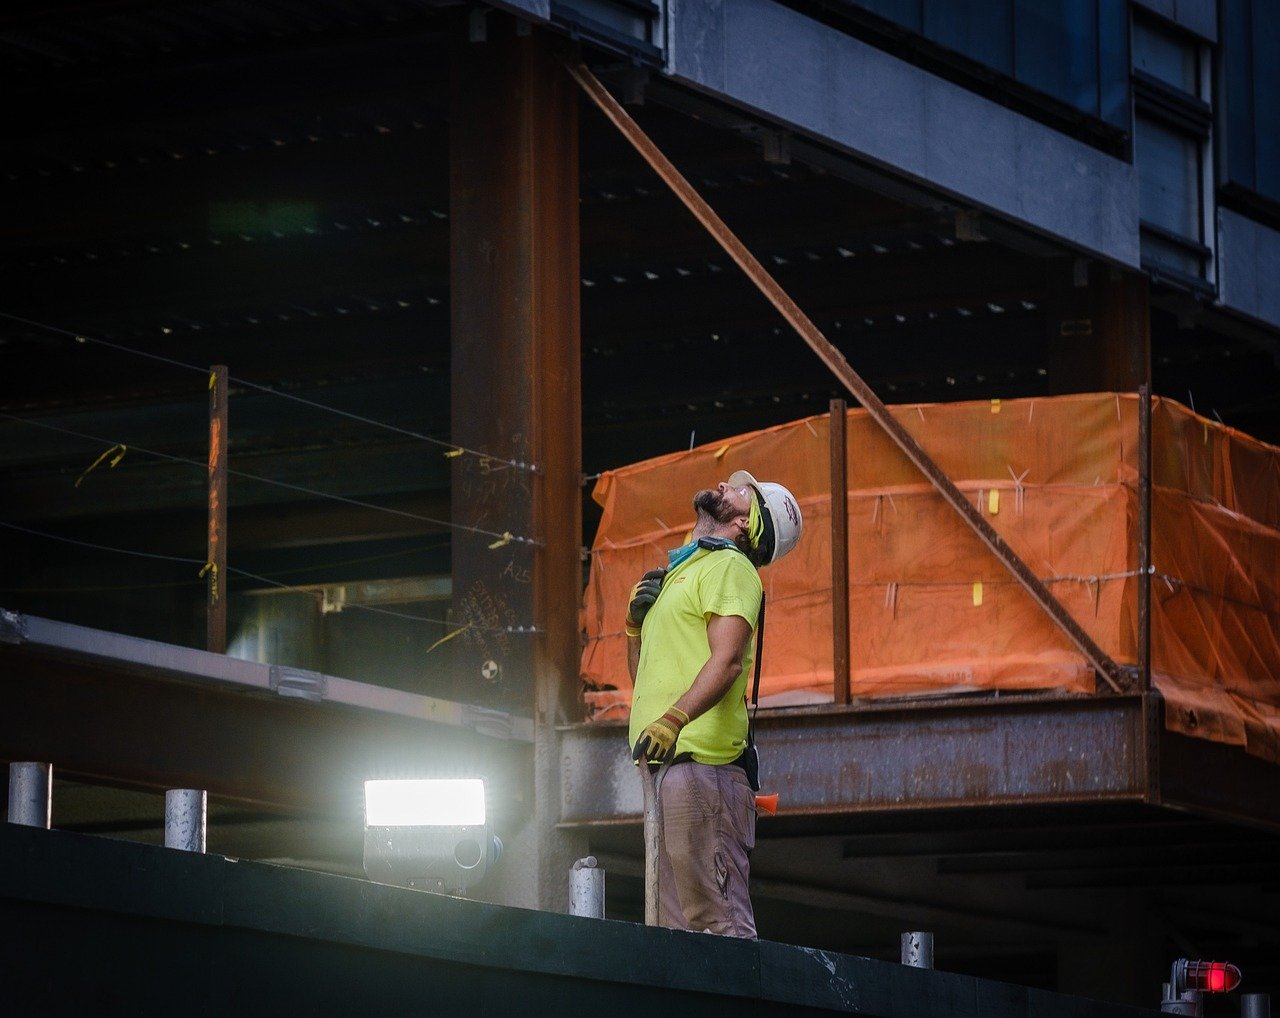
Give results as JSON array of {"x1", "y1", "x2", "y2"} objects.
[
  {"x1": 559, "y1": 696, "x2": 1152, "y2": 826},
  {"x1": 0, "y1": 610, "x2": 532, "y2": 819}
]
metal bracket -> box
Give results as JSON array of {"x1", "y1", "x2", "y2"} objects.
[
  {"x1": 269, "y1": 665, "x2": 327, "y2": 702},
  {"x1": 0, "y1": 609, "x2": 27, "y2": 645},
  {"x1": 461, "y1": 704, "x2": 514, "y2": 740}
]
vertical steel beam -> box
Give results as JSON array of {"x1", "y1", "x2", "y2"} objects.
[
  {"x1": 450, "y1": 20, "x2": 585, "y2": 910},
  {"x1": 1138, "y1": 384, "x2": 1152, "y2": 691},
  {"x1": 206, "y1": 365, "x2": 228, "y2": 654},
  {"x1": 829, "y1": 400, "x2": 851, "y2": 705},
  {"x1": 569, "y1": 64, "x2": 1126, "y2": 693}
]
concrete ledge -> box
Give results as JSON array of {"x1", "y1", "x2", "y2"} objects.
[{"x1": 0, "y1": 824, "x2": 1159, "y2": 1016}]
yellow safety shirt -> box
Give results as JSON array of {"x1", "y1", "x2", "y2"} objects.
[{"x1": 629, "y1": 546, "x2": 762, "y2": 765}]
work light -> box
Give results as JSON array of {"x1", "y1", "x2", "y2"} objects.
[{"x1": 362, "y1": 778, "x2": 501, "y2": 894}]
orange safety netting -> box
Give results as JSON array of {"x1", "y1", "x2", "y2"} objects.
[{"x1": 578, "y1": 393, "x2": 1280, "y2": 762}]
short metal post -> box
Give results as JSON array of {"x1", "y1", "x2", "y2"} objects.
[
  {"x1": 901, "y1": 931, "x2": 934, "y2": 968},
  {"x1": 165, "y1": 789, "x2": 207, "y2": 853},
  {"x1": 7, "y1": 762, "x2": 52, "y2": 828},
  {"x1": 1243, "y1": 994, "x2": 1272, "y2": 1018},
  {"x1": 569, "y1": 856, "x2": 605, "y2": 918}
]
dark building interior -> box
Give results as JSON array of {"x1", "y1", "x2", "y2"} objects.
[{"x1": 3, "y1": 2, "x2": 1278, "y2": 1009}]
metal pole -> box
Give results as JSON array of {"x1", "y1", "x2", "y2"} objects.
[
  {"x1": 165, "y1": 788, "x2": 207, "y2": 853},
  {"x1": 640, "y1": 764, "x2": 660, "y2": 926},
  {"x1": 568, "y1": 62, "x2": 1126, "y2": 694},
  {"x1": 1242, "y1": 994, "x2": 1272, "y2": 1018},
  {"x1": 1138, "y1": 384, "x2": 1152, "y2": 690},
  {"x1": 569, "y1": 856, "x2": 605, "y2": 918},
  {"x1": 830, "y1": 399, "x2": 851, "y2": 704},
  {"x1": 7, "y1": 761, "x2": 51, "y2": 828},
  {"x1": 901, "y1": 931, "x2": 934, "y2": 968},
  {"x1": 206, "y1": 364, "x2": 229, "y2": 655}
]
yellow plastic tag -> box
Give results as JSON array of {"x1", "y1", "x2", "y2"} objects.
[
  {"x1": 990, "y1": 399, "x2": 1001, "y2": 414},
  {"x1": 714, "y1": 443, "x2": 730, "y2": 460},
  {"x1": 988, "y1": 489, "x2": 1000, "y2": 515},
  {"x1": 972, "y1": 582, "x2": 984, "y2": 607}
]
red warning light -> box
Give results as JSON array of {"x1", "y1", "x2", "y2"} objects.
[{"x1": 1175, "y1": 959, "x2": 1242, "y2": 995}]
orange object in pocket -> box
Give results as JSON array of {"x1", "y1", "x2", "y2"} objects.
[{"x1": 754, "y1": 793, "x2": 779, "y2": 816}]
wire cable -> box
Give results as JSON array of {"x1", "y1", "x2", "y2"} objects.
[
  {"x1": 0, "y1": 520, "x2": 539, "y2": 634},
  {"x1": 0, "y1": 310, "x2": 537, "y2": 473},
  {"x1": 0, "y1": 410, "x2": 538, "y2": 546}
]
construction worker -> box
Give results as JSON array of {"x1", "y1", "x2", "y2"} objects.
[{"x1": 626, "y1": 469, "x2": 803, "y2": 937}]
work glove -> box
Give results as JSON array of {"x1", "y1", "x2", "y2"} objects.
[
  {"x1": 632, "y1": 706, "x2": 690, "y2": 764},
  {"x1": 625, "y1": 567, "x2": 667, "y2": 636}
]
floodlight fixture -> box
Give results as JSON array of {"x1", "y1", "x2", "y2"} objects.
[{"x1": 363, "y1": 778, "x2": 501, "y2": 894}]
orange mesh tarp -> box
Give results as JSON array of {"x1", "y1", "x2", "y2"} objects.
[{"x1": 579, "y1": 393, "x2": 1280, "y2": 762}]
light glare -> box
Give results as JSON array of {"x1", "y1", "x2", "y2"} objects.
[{"x1": 364, "y1": 779, "x2": 486, "y2": 827}]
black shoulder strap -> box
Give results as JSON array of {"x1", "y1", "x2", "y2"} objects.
[{"x1": 748, "y1": 590, "x2": 765, "y2": 744}]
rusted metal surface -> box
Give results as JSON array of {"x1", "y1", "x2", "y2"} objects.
[
  {"x1": 829, "y1": 399, "x2": 851, "y2": 705},
  {"x1": 451, "y1": 26, "x2": 585, "y2": 908},
  {"x1": 450, "y1": 30, "x2": 580, "y2": 715},
  {"x1": 568, "y1": 63, "x2": 1127, "y2": 694},
  {"x1": 559, "y1": 696, "x2": 1149, "y2": 825},
  {"x1": 0, "y1": 611, "x2": 531, "y2": 817},
  {"x1": 206, "y1": 364, "x2": 228, "y2": 654},
  {"x1": 1138, "y1": 383, "x2": 1152, "y2": 690}
]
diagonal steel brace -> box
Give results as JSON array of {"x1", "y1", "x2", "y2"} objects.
[{"x1": 568, "y1": 62, "x2": 1126, "y2": 694}]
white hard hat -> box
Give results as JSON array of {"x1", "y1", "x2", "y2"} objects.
[{"x1": 728, "y1": 469, "x2": 803, "y2": 565}]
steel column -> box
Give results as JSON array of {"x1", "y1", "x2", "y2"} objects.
[
  {"x1": 829, "y1": 399, "x2": 851, "y2": 704},
  {"x1": 451, "y1": 21, "x2": 585, "y2": 909},
  {"x1": 206, "y1": 364, "x2": 228, "y2": 654},
  {"x1": 568, "y1": 64, "x2": 1126, "y2": 693},
  {"x1": 1138, "y1": 384, "x2": 1152, "y2": 690}
]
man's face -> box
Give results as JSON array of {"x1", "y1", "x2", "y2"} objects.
[{"x1": 693, "y1": 482, "x2": 753, "y2": 524}]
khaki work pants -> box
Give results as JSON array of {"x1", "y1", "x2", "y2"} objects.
[{"x1": 657, "y1": 761, "x2": 757, "y2": 938}]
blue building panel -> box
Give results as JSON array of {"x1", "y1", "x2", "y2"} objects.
[
  {"x1": 666, "y1": 0, "x2": 1140, "y2": 266},
  {"x1": 1218, "y1": 209, "x2": 1280, "y2": 331}
]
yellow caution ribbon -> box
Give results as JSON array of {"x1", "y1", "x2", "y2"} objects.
[
  {"x1": 426, "y1": 623, "x2": 472, "y2": 655},
  {"x1": 713, "y1": 443, "x2": 730, "y2": 460},
  {"x1": 74, "y1": 443, "x2": 127, "y2": 488},
  {"x1": 488, "y1": 531, "x2": 513, "y2": 550},
  {"x1": 444, "y1": 448, "x2": 464, "y2": 458},
  {"x1": 198, "y1": 562, "x2": 219, "y2": 601},
  {"x1": 972, "y1": 581, "x2": 984, "y2": 607}
]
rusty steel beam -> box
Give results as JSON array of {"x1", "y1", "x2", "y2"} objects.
[
  {"x1": 1138, "y1": 384, "x2": 1152, "y2": 690},
  {"x1": 559, "y1": 696, "x2": 1150, "y2": 825},
  {"x1": 829, "y1": 399, "x2": 851, "y2": 705},
  {"x1": 568, "y1": 63, "x2": 1126, "y2": 694},
  {"x1": 206, "y1": 365, "x2": 228, "y2": 654},
  {"x1": 0, "y1": 610, "x2": 532, "y2": 819},
  {"x1": 451, "y1": 26, "x2": 585, "y2": 910}
]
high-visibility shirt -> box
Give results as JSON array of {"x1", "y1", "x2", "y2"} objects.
[{"x1": 629, "y1": 546, "x2": 762, "y2": 765}]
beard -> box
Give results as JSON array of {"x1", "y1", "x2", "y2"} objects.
[{"x1": 693, "y1": 488, "x2": 740, "y2": 524}]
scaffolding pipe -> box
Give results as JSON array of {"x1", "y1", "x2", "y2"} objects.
[
  {"x1": 7, "y1": 761, "x2": 51, "y2": 828},
  {"x1": 901, "y1": 932, "x2": 934, "y2": 968},
  {"x1": 568, "y1": 62, "x2": 1125, "y2": 694},
  {"x1": 164, "y1": 789, "x2": 207, "y2": 853},
  {"x1": 569, "y1": 856, "x2": 605, "y2": 918}
]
